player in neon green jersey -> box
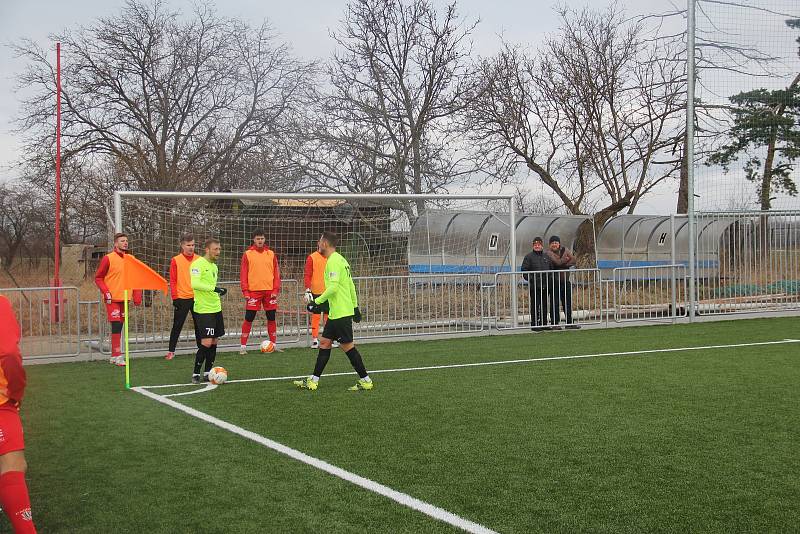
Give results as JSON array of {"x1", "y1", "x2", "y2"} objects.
[
  {"x1": 294, "y1": 231, "x2": 373, "y2": 391},
  {"x1": 190, "y1": 237, "x2": 227, "y2": 384}
]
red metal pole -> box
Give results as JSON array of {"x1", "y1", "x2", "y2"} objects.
[
  {"x1": 52, "y1": 42, "x2": 63, "y2": 323},
  {"x1": 54, "y1": 42, "x2": 61, "y2": 288}
]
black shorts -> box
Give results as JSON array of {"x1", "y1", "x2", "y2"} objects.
[
  {"x1": 194, "y1": 311, "x2": 225, "y2": 339},
  {"x1": 322, "y1": 316, "x2": 354, "y2": 344}
]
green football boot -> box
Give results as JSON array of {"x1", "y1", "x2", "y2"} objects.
[
  {"x1": 348, "y1": 379, "x2": 374, "y2": 391},
  {"x1": 293, "y1": 377, "x2": 318, "y2": 391}
]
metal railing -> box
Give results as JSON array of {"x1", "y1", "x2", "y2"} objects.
[
  {"x1": 79, "y1": 299, "x2": 104, "y2": 360},
  {"x1": 114, "y1": 279, "x2": 303, "y2": 354},
  {"x1": 694, "y1": 212, "x2": 800, "y2": 316},
  {"x1": 0, "y1": 287, "x2": 81, "y2": 359},
  {"x1": 218, "y1": 279, "x2": 303, "y2": 349},
  {"x1": 612, "y1": 265, "x2": 688, "y2": 323},
  {"x1": 495, "y1": 269, "x2": 604, "y2": 330},
  {"x1": 0, "y1": 257, "x2": 796, "y2": 360},
  {"x1": 352, "y1": 273, "x2": 486, "y2": 338}
]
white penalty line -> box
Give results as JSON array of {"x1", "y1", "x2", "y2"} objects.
[
  {"x1": 132, "y1": 386, "x2": 498, "y2": 534},
  {"x1": 142, "y1": 338, "x2": 800, "y2": 390}
]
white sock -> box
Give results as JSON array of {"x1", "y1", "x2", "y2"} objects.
[
  {"x1": 311, "y1": 375, "x2": 320, "y2": 382},
  {"x1": 240, "y1": 344, "x2": 247, "y2": 349},
  {"x1": 362, "y1": 375, "x2": 371, "y2": 382}
]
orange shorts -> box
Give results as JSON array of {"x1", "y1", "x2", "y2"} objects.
[{"x1": 0, "y1": 406, "x2": 25, "y2": 455}]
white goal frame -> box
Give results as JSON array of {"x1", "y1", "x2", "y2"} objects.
[{"x1": 113, "y1": 191, "x2": 520, "y2": 327}]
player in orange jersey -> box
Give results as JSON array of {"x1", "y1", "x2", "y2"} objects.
[
  {"x1": 304, "y1": 244, "x2": 328, "y2": 348},
  {"x1": 94, "y1": 233, "x2": 142, "y2": 366},
  {"x1": 164, "y1": 234, "x2": 201, "y2": 360},
  {"x1": 0, "y1": 295, "x2": 37, "y2": 533},
  {"x1": 239, "y1": 230, "x2": 281, "y2": 354}
]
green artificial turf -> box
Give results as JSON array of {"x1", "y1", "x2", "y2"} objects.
[{"x1": 19, "y1": 317, "x2": 800, "y2": 533}]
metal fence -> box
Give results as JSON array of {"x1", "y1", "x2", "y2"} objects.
[
  {"x1": 104, "y1": 279, "x2": 303, "y2": 355},
  {"x1": 0, "y1": 287, "x2": 81, "y2": 359},
  {"x1": 612, "y1": 265, "x2": 688, "y2": 323},
  {"x1": 694, "y1": 212, "x2": 800, "y2": 315},
  {"x1": 353, "y1": 274, "x2": 487, "y2": 339},
  {"x1": 494, "y1": 269, "x2": 604, "y2": 330},
  {"x1": 0, "y1": 257, "x2": 797, "y2": 360}
]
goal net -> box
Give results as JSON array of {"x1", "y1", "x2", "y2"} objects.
[{"x1": 114, "y1": 192, "x2": 515, "y2": 353}]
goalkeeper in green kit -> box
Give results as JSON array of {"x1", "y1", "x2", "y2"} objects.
[{"x1": 294, "y1": 231, "x2": 373, "y2": 391}]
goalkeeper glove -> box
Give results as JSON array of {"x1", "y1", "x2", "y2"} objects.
[
  {"x1": 353, "y1": 307, "x2": 362, "y2": 323},
  {"x1": 303, "y1": 288, "x2": 314, "y2": 305},
  {"x1": 213, "y1": 287, "x2": 228, "y2": 296},
  {"x1": 306, "y1": 300, "x2": 329, "y2": 314}
]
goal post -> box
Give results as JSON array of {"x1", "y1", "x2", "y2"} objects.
[{"x1": 112, "y1": 191, "x2": 518, "y2": 352}]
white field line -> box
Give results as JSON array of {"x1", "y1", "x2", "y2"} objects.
[
  {"x1": 162, "y1": 383, "x2": 217, "y2": 397},
  {"x1": 142, "y1": 338, "x2": 800, "y2": 390},
  {"x1": 132, "y1": 386, "x2": 498, "y2": 534}
]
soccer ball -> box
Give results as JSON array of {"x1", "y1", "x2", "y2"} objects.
[
  {"x1": 260, "y1": 340, "x2": 275, "y2": 353},
  {"x1": 208, "y1": 366, "x2": 228, "y2": 385}
]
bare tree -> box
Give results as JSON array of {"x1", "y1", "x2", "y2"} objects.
[
  {"x1": 21, "y1": 152, "x2": 114, "y2": 245},
  {"x1": 221, "y1": 145, "x2": 309, "y2": 193},
  {"x1": 295, "y1": 116, "x2": 399, "y2": 194},
  {"x1": 0, "y1": 182, "x2": 49, "y2": 272},
  {"x1": 308, "y1": 0, "x2": 482, "y2": 216},
  {"x1": 462, "y1": 5, "x2": 685, "y2": 235},
  {"x1": 485, "y1": 184, "x2": 566, "y2": 215},
  {"x1": 512, "y1": 187, "x2": 567, "y2": 215},
  {"x1": 13, "y1": 0, "x2": 314, "y2": 193}
]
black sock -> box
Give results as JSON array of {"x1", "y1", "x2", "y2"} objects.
[
  {"x1": 345, "y1": 347, "x2": 368, "y2": 378},
  {"x1": 204, "y1": 345, "x2": 217, "y2": 373},
  {"x1": 312, "y1": 348, "x2": 332, "y2": 377},
  {"x1": 193, "y1": 346, "x2": 207, "y2": 375}
]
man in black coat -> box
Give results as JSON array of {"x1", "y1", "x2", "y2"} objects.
[{"x1": 520, "y1": 237, "x2": 552, "y2": 331}]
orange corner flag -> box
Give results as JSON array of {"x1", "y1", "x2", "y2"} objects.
[{"x1": 122, "y1": 254, "x2": 168, "y2": 293}]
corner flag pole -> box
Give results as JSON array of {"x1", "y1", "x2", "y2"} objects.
[
  {"x1": 124, "y1": 290, "x2": 130, "y2": 389},
  {"x1": 120, "y1": 256, "x2": 167, "y2": 389}
]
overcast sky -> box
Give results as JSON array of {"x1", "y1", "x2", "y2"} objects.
[{"x1": 3, "y1": 0, "x2": 796, "y2": 214}]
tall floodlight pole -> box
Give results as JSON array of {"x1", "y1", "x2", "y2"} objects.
[
  {"x1": 686, "y1": 0, "x2": 697, "y2": 321},
  {"x1": 509, "y1": 199, "x2": 518, "y2": 328},
  {"x1": 54, "y1": 42, "x2": 62, "y2": 289}
]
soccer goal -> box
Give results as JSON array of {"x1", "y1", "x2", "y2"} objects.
[{"x1": 112, "y1": 192, "x2": 518, "y2": 354}]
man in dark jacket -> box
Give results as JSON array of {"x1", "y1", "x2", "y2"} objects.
[
  {"x1": 521, "y1": 237, "x2": 552, "y2": 331},
  {"x1": 546, "y1": 235, "x2": 580, "y2": 329}
]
